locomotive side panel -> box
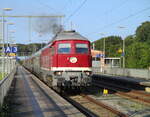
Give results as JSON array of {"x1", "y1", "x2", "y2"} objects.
[{"x1": 41, "y1": 48, "x2": 50, "y2": 70}]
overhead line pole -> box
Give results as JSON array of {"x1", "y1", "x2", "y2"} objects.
[
  {"x1": 118, "y1": 26, "x2": 126, "y2": 68},
  {"x1": 0, "y1": 15, "x2": 65, "y2": 55},
  {"x1": 1, "y1": 10, "x2": 5, "y2": 78},
  {"x1": 1, "y1": 8, "x2": 13, "y2": 78}
]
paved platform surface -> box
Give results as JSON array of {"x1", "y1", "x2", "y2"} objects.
[{"x1": 9, "y1": 66, "x2": 85, "y2": 117}]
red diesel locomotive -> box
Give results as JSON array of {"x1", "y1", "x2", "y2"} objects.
[{"x1": 24, "y1": 30, "x2": 92, "y2": 90}]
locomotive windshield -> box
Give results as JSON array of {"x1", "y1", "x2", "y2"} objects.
[
  {"x1": 76, "y1": 43, "x2": 88, "y2": 54},
  {"x1": 58, "y1": 43, "x2": 71, "y2": 54}
]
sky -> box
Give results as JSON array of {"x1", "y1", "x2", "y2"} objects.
[{"x1": 0, "y1": 0, "x2": 150, "y2": 44}]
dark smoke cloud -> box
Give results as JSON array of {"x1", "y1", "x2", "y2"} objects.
[{"x1": 33, "y1": 16, "x2": 63, "y2": 35}]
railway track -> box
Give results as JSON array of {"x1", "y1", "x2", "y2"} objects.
[
  {"x1": 80, "y1": 94, "x2": 129, "y2": 117},
  {"x1": 24, "y1": 67, "x2": 100, "y2": 117},
  {"x1": 26, "y1": 68, "x2": 129, "y2": 117},
  {"x1": 92, "y1": 79, "x2": 150, "y2": 106},
  {"x1": 21, "y1": 67, "x2": 88, "y2": 117},
  {"x1": 61, "y1": 94, "x2": 99, "y2": 117},
  {"x1": 24, "y1": 67, "x2": 149, "y2": 117},
  {"x1": 62, "y1": 92, "x2": 129, "y2": 117}
]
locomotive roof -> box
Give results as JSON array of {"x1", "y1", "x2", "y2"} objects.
[
  {"x1": 27, "y1": 30, "x2": 89, "y2": 59},
  {"x1": 51, "y1": 30, "x2": 89, "y2": 42}
]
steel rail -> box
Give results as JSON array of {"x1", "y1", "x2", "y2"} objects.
[
  {"x1": 62, "y1": 95, "x2": 99, "y2": 117},
  {"x1": 116, "y1": 92, "x2": 150, "y2": 106},
  {"x1": 93, "y1": 81, "x2": 150, "y2": 106},
  {"x1": 23, "y1": 67, "x2": 98, "y2": 117},
  {"x1": 93, "y1": 79, "x2": 150, "y2": 97},
  {"x1": 129, "y1": 90, "x2": 150, "y2": 97},
  {"x1": 80, "y1": 94, "x2": 129, "y2": 117}
]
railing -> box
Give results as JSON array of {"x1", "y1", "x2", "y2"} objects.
[
  {"x1": 0, "y1": 68, "x2": 16, "y2": 106},
  {"x1": 0, "y1": 58, "x2": 17, "y2": 106},
  {"x1": 92, "y1": 67, "x2": 150, "y2": 80}
]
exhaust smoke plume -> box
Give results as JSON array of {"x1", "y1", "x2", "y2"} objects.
[{"x1": 33, "y1": 15, "x2": 63, "y2": 35}]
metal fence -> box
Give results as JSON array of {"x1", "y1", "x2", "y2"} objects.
[
  {"x1": 0, "y1": 58, "x2": 16, "y2": 106},
  {"x1": 92, "y1": 67, "x2": 150, "y2": 80}
]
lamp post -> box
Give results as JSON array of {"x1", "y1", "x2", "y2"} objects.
[
  {"x1": 100, "y1": 33, "x2": 106, "y2": 57},
  {"x1": 1, "y1": 8, "x2": 13, "y2": 78},
  {"x1": 7, "y1": 23, "x2": 14, "y2": 47},
  {"x1": 8, "y1": 30, "x2": 15, "y2": 45},
  {"x1": 8, "y1": 29, "x2": 15, "y2": 74},
  {"x1": 118, "y1": 26, "x2": 126, "y2": 68},
  {"x1": 6, "y1": 23, "x2": 14, "y2": 74},
  {"x1": 9, "y1": 33, "x2": 16, "y2": 72},
  {"x1": 100, "y1": 33, "x2": 105, "y2": 73},
  {"x1": 99, "y1": 33, "x2": 105, "y2": 56}
]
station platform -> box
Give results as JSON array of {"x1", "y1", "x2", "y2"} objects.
[
  {"x1": 9, "y1": 66, "x2": 85, "y2": 117},
  {"x1": 92, "y1": 74, "x2": 150, "y2": 87}
]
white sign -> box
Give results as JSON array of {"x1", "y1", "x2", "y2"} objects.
[
  {"x1": 5, "y1": 47, "x2": 11, "y2": 53},
  {"x1": 12, "y1": 47, "x2": 18, "y2": 53},
  {"x1": 5, "y1": 46, "x2": 18, "y2": 53}
]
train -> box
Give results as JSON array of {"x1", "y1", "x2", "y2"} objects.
[{"x1": 23, "y1": 30, "x2": 92, "y2": 91}]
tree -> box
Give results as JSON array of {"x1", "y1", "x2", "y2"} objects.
[
  {"x1": 92, "y1": 21, "x2": 150, "y2": 69},
  {"x1": 124, "y1": 35, "x2": 136, "y2": 47},
  {"x1": 93, "y1": 36, "x2": 122, "y2": 57},
  {"x1": 126, "y1": 42, "x2": 150, "y2": 68},
  {"x1": 136, "y1": 21, "x2": 150, "y2": 43},
  {"x1": 16, "y1": 43, "x2": 46, "y2": 56}
]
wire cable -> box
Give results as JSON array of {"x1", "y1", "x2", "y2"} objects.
[
  {"x1": 64, "y1": 0, "x2": 87, "y2": 24},
  {"x1": 104, "y1": 0, "x2": 129, "y2": 15},
  {"x1": 87, "y1": 6, "x2": 150, "y2": 36},
  {"x1": 34, "y1": 0, "x2": 61, "y2": 14},
  {"x1": 59, "y1": 0, "x2": 71, "y2": 12}
]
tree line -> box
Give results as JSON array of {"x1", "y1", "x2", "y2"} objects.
[
  {"x1": 0, "y1": 43, "x2": 46, "y2": 56},
  {"x1": 93, "y1": 21, "x2": 150, "y2": 69},
  {"x1": 1, "y1": 21, "x2": 149, "y2": 69},
  {"x1": 16, "y1": 43, "x2": 46, "y2": 56}
]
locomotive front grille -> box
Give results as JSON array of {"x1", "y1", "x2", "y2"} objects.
[{"x1": 66, "y1": 71, "x2": 81, "y2": 76}]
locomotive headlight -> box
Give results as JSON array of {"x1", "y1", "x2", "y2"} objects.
[
  {"x1": 70, "y1": 57, "x2": 77, "y2": 63},
  {"x1": 54, "y1": 71, "x2": 62, "y2": 76},
  {"x1": 85, "y1": 71, "x2": 91, "y2": 76}
]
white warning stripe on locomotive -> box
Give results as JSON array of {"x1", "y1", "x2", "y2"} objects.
[
  {"x1": 41, "y1": 67, "x2": 92, "y2": 71},
  {"x1": 41, "y1": 67, "x2": 51, "y2": 71},
  {"x1": 51, "y1": 67, "x2": 92, "y2": 71}
]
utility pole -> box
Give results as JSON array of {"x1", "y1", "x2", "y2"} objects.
[
  {"x1": 103, "y1": 38, "x2": 105, "y2": 57},
  {"x1": 123, "y1": 38, "x2": 125, "y2": 68},
  {"x1": 118, "y1": 26, "x2": 126, "y2": 68},
  {"x1": 0, "y1": 15, "x2": 65, "y2": 62},
  {"x1": 99, "y1": 33, "x2": 105, "y2": 73},
  {"x1": 0, "y1": 15, "x2": 64, "y2": 54},
  {"x1": 6, "y1": 23, "x2": 14, "y2": 74},
  {"x1": 92, "y1": 43, "x2": 95, "y2": 50},
  {"x1": 100, "y1": 33, "x2": 105, "y2": 57},
  {"x1": 1, "y1": 8, "x2": 12, "y2": 78}
]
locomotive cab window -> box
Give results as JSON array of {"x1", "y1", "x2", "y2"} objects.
[
  {"x1": 76, "y1": 43, "x2": 88, "y2": 54},
  {"x1": 58, "y1": 43, "x2": 71, "y2": 54}
]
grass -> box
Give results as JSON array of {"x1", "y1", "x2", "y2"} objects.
[
  {"x1": 0, "y1": 73, "x2": 13, "y2": 117},
  {"x1": 0, "y1": 73, "x2": 3, "y2": 80},
  {"x1": 0, "y1": 73, "x2": 7, "y2": 81}
]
